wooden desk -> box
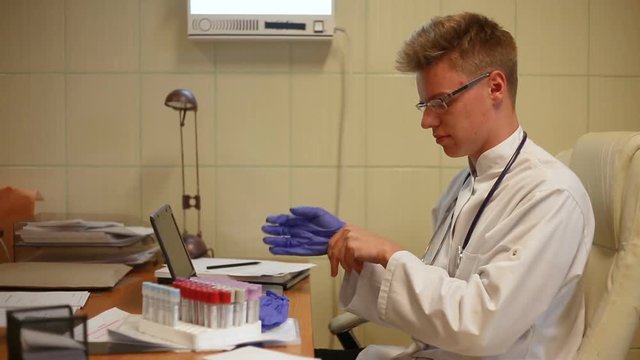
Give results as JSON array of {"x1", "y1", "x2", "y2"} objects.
[{"x1": 0, "y1": 262, "x2": 314, "y2": 359}]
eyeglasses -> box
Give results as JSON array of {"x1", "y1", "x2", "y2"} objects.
[{"x1": 416, "y1": 72, "x2": 491, "y2": 113}]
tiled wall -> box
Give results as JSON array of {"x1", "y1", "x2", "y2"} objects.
[{"x1": 1, "y1": 0, "x2": 639, "y2": 353}]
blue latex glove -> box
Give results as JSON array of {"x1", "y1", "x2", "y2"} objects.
[
  {"x1": 260, "y1": 290, "x2": 289, "y2": 332},
  {"x1": 262, "y1": 206, "x2": 345, "y2": 256}
]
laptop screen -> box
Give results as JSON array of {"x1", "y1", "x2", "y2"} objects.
[{"x1": 150, "y1": 204, "x2": 196, "y2": 279}]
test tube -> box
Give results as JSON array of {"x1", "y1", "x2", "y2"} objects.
[
  {"x1": 152, "y1": 284, "x2": 161, "y2": 323},
  {"x1": 198, "y1": 286, "x2": 207, "y2": 326},
  {"x1": 142, "y1": 282, "x2": 150, "y2": 320},
  {"x1": 172, "y1": 280, "x2": 188, "y2": 323},
  {"x1": 169, "y1": 286, "x2": 180, "y2": 327},
  {"x1": 165, "y1": 286, "x2": 172, "y2": 326},
  {"x1": 233, "y1": 288, "x2": 247, "y2": 327},
  {"x1": 246, "y1": 285, "x2": 261, "y2": 324},
  {"x1": 206, "y1": 288, "x2": 219, "y2": 328},
  {"x1": 180, "y1": 282, "x2": 191, "y2": 323},
  {"x1": 219, "y1": 289, "x2": 233, "y2": 328},
  {"x1": 191, "y1": 284, "x2": 199, "y2": 325}
]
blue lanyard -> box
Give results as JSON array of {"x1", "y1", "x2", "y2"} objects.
[{"x1": 461, "y1": 131, "x2": 528, "y2": 251}]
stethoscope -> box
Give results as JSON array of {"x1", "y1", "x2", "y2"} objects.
[{"x1": 421, "y1": 131, "x2": 528, "y2": 267}]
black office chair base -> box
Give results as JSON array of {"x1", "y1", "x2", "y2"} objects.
[
  {"x1": 336, "y1": 330, "x2": 362, "y2": 350},
  {"x1": 314, "y1": 348, "x2": 362, "y2": 360}
]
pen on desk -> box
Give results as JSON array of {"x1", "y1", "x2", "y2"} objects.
[{"x1": 206, "y1": 261, "x2": 261, "y2": 270}]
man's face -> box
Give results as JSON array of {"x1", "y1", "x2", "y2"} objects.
[{"x1": 416, "y1": 60, "x2": 492, "y2": 160}]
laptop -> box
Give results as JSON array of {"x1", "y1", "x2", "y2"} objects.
[
  {"x1": 149, "y1": 204, "x2": 196, "y2": 280},
  {"x1": 150, "y1": 204, "x2": 310, "y2": 292}
]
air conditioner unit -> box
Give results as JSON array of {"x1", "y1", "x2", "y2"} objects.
[{"x1": 188, "y1": 0, "x2": 334, "y2": 40}]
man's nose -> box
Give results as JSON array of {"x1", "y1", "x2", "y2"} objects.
[{"x1": 421, "y1": 110, "x2": 439, "y2": 129}]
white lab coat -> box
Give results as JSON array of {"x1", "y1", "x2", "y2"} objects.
[{"x1": 340, "y1": 129, "x2": 595, "y2": 359}]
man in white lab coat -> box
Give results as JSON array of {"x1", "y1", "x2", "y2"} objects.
[{"x1": 263, "y1": 12, "x2": 594, "y2": 360}]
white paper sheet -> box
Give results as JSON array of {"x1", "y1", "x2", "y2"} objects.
[
  {"x1": 156, "y1": 258, "x2": 315, "y2": 278},
  {"x1": 203, "y1": 346, "x2": 318, "y2": 360},
  {"x1": 84, "y1": 307, "x2": 130, "y2": 342},
  {"x1": 0, "y1": 291, "x2": 90, "y2": 327}
]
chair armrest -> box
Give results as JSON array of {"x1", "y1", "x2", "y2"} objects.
[{"x1": 329, "y1": 312, "x2": 368, "y2": 335}]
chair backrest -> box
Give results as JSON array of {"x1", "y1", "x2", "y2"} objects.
[{"x1": 566, "y1": 132, "x2": 640, "y2": 359}]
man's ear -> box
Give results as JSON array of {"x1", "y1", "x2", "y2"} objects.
[{"x1": 488, "y1": 71, "x2": 508, "y2": 103}]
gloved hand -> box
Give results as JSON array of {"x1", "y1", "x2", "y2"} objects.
[
  {"x1": 260, "y1": 290, "x2": 289, "y2": 332},
  {"x1": 262, "y1": 206, "x2": 345, "y2": 256}
]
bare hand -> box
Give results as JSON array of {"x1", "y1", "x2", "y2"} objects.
[{"x1": 327, "y1": 225, "x2": 403, "y2": 277}]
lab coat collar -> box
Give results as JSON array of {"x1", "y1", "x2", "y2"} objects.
[{"x1": 470, "y1": 127, "x2": 525, "y2": 179}]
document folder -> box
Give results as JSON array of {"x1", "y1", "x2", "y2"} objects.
[{"x1": 0, "y1": 262, "x2": 131, "y2": 290}]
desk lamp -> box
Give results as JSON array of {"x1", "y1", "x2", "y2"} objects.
[{"x1": 164, "y1": 89, "x2": 209, "y2": 258}]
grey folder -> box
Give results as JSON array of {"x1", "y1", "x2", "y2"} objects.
[{"x1": 0, "y1": 262, "x2": 131, "y2": 289}]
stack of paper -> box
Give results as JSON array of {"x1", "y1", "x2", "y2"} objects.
[
  {"x1": 14, "y1": 220, "x2": 159, "y2": 265},
  {"x1": 17, "y1": 220, "x2": 152, "y2": 246}
]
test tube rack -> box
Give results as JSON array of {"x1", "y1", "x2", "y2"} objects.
[{"x1": 138, "y1": 318, "x2": 262, "y2": 351}]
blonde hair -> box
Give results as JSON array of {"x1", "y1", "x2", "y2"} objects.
[{"x1": 397, "y1": 12, "x2": 518, "y2": 104}]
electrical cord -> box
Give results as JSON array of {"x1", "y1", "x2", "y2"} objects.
[
  {"x1": 330, "y1": 25, "x2": 352, "y2": 349},
  {"x1": 333, "y1": 26, "x2": 351, "y2": 220}
]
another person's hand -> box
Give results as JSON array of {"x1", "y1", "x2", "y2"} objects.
[
  {"x1": 262, "y1": 206, "x2": 345, "y2": 256},
  {"x1": 327, "y1": 225, "x2": 403, "y2": 277}
]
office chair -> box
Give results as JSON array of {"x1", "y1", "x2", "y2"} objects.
[
  {"x1": 329, "y1": 131, "x2": 640, "y2": 358},
  {"x1": 568, "y1": 132, "x2": 640, "y2": 359}
]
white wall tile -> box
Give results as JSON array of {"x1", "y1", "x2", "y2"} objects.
[
  {"x1": 440, "y1": 167, "x2": 464, "y2": 195},
  {"x1": 590, "y1": 0, "x2": 640, "y2": 75},
  {"x1": 442, "y1": 1, "x2": 516, "y2": 34},
  {"x1": 140, "y1": 74, "x2": 215, "y2": 166},
  {"x1": 366, "y1": 0, "x2": 439, "y2": 73},
  {"x1": 589, "y1": 77, "x2": 640, "y2": 132},
  {"x1": 67, "y1": 167, "x2": 141, "y2": 220},
  {"x1": 140, "y1": 0, "x2": 215, "y2": 72},
  {"x1": 367, "y1": 75, "x2": 439, "y2": 166},
  {"x1": 65, "y1": 0, "x2": 140, "y2": 72},
  {"x1": 291, "y1": 75, "x2": 341, "y2": 166},
  {"x1": 0, "y1": 0, "x2": 65, "y2": 72},
  {"x1": 141, "y1": 167, "x2": 182, "y2": 222},
  {"x1": 366, "y1": 168, "x2": 440, "y2": 256},
  {"x1": 306, "y1": 257, "x2": 343, "y2": 348},
  {"x1": 216, "y1": 42, "x2": 290, "y2": 73},
  {"x1": 215, "y1": 167, "x2": 290, "y2": 258},
  {"x1": 517, "y1": 0, "x2": 588, "y2": 75},
  {"x1": 291, "y1": 167, "x2": 366, "y2": 226},
  {"x1": 517, "y1": 76, "x2": 589, "y2": 155},
  {"x1": 0, "y1": 167, "x2": 66, "y2": 214},
  {"x1": 216, "y1": 74, "x2": 290, "y2": 166},
  {"x1": 66, "y1": 74, "x2": 140, "y2": 165},
  {"x1": 291, "y1": 74, "x2": 365, "y2": 166},
  {"x1": 292, "y1": 0, "x2": 366, "y2": 74},
  {"x1": 441, "y1": 149, "x2": 469, "y2": 169},
  {"x1": 0, "y1": 75, "x2": 66, "y2": 165}
]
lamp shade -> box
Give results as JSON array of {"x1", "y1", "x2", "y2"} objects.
[{"x1": 164, "y1": 89, "x2": 198, "y2": 111}]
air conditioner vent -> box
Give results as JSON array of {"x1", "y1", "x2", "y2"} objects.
[
  {"x1": 187, "y1": 0, "x2": 334, "y2": 40},
  {"x1": 211, "y1": 18, "x2": 260, "y2": 32}
]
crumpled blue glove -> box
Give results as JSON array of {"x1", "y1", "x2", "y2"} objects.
[
  {"x1": 262, "y1": 206, "x2": 345, "y2": 256},
  {"x1": 260, "y1": 290, "x2": 289, "y2": 332}
]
